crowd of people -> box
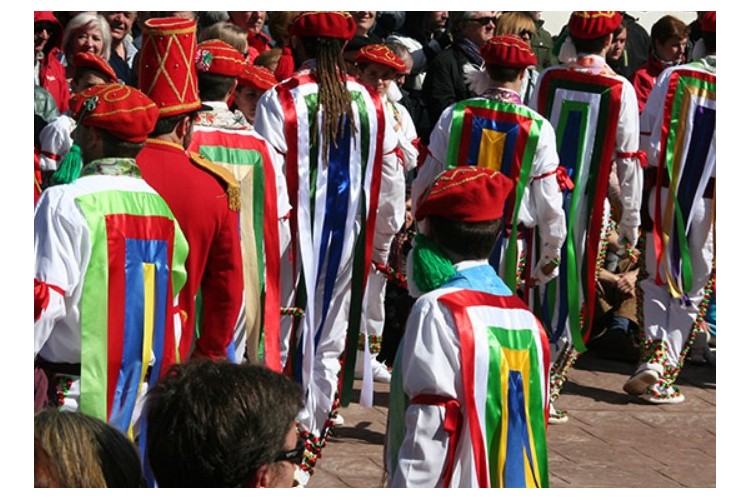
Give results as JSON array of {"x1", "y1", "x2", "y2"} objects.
[{"x1": 34, "y1": 10, "x2": 716, "y2": 488}]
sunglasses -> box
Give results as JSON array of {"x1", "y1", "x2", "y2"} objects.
[
  {"x1": 466, "y1": 16, "x2": 495, "y2": 26},
  {"x1": 273, "y1": 438, "x2": 306, "y2": 465},
  {"x1": 519, "y1": 29, "x2": 534, "y2": 39}
]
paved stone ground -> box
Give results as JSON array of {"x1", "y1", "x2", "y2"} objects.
[{"x1": 307, "y1": 351, "x2": 715, "y2": 488}]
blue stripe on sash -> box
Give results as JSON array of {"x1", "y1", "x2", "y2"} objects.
[
  {"x1": 314, "y1": 116, "x2": 352, "y2": 347},
  {"x1": 110, "y1": 239, "x2": 167, "y2": 433},
  {"x1": 504, "y1": 370, "x2": 530, "y2": 487},
  {"x1": 467, "y1": 118, "x2": 520, "y2": 175},
  {"x1": 671, "y1": 105, "x2": 715, "y2": 276}
]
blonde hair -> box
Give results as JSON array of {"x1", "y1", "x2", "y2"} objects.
[
  {"x1": 62, "y1": 12, "x2": 112, "y2": 61},
  {"x1": 199, "y1": 21, "x2": 248, "y2": 55},
  {"x1": 494, "y1": 12, "x2": 536, "y2": 37},
  {"x1": 34, "y1": 410, "x2": 108, "y2": 487}
]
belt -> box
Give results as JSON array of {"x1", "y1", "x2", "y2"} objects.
[
  {"x1": 660, "y1": 175, "x2": 715, "y2": 199},
  {"x1": 35, "y1": 357, "x2": 81, "y2": 376}
]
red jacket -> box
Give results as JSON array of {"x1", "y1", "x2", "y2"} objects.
[
  {"x1": 137, "y1": 140, "x2": 244, "y2": 361},
  {"x1": 632, "y1": 54, "x2": 684, "y2": 114},
  {"x1": 35, "y1": 12, "x2": 70, "y2": 114}
]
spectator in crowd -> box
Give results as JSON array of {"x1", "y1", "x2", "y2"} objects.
[
  {"x1": 60, "y1": 12, "x2": 111, "y2": 81},
  {"x1": 197, "y1": 20, "x2": 248, "y2": 55},
  {"x1": 228, "y1": 11, "x2": 271, "y2": 62},
  {"x1": 34, "y1": 409, "x2": 145, "y2": 487},
  {"x1": 101, "y1": 11, "x2": 138, "y2": 85},
  {"x1": 266, "y1": 11, "x2": 300, "y2": 80},
  {"x1": 526, "y1": 12, "x2": 558, "y2": 71},
  {"x1": 422, "y1": 11, "x2": 495, "y2": 131},
  {"x1": 351, "y1": 11, "x2": 382, "y2": 42},
  {"x1": 35, "y1": 12, "x2": 69, "y2": 113},
  {"x1": 606, "y1": 22, "x2": 628, "y2": 76},
  {"x1": 145, "y1": 360, "x2": 304, "y2": 487},
  {"x1": 631, "y1": 15, "x2": 689, "y2": 113},
  {"x1": 619, "y1": 12, "x2": 651, "y2": 80}
]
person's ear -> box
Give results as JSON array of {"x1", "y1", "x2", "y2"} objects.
[
  {"x1": 251, "y1": 464, "x2": 271, "y2": 488},
  {"x1": 176, "y1": 115, "x2": 193, "y2": 139}
]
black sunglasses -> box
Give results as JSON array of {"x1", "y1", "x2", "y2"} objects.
[
  {"x1": 466, "y1": 16, "x2": 495, "y2": 26},
  {"x1": 273, "y1": 438, "x2": 306, "y2": 465},
  {"x1": 519, "y1": 29, "x2": 534, "y2": 39}
]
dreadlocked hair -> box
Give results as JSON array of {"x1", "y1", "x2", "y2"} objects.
[{"x1": 302, "y1": 36, "x2": 357, "y2": 155}]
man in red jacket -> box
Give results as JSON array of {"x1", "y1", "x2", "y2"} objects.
[{"x1": 137, "y1": 17, "x2": 244, "y2": 362}]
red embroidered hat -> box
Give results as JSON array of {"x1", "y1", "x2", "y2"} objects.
[
  {"x1": 72, "y1": 52, "x2": 118, "y2": 83},
  {"x1": 416, "y1": 167, "x2": 515, "y2": 222},
  {"x1": 288, "y1": 11, "x2": 357, "y2": 40},
  {"x1": 237, "y1": 62, "x2": 278, "y2": 91},
  {"x1": 567, "y1": 11, "x2": 622, "y2": 40},
  {"x1": 355, "y1": 44, "x2": 406, "y2": 72},
  {"x1": 701, "y1": 11, "x2": 716, "y2": 33},
  {"x1": 195, "y1": 39, "x2": 245, "y2": 77},
  {"x1": 139, "y1": 17, "x2": 202, "y2": 117},
  {"x1": 71, "y1": 83, "x2": 159, "y2": 143},
  {"x1": 481, "y1": 35, "x2": 537, "y2": 69}
]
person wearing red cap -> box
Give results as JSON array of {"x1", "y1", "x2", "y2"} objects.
[
  {"x1": 353, "y1": 44, "x2": 419, "y2": 386},
  {"x1": 35, "y1": 11, "x2": 70, "y2": 114},
  {"x1": 136, "y1": 17, "x2": 244, "y2": 363},
  {"x1": 529, "y1": 11, "x2": 644, "y2": 422},
  {"x1": 38, "y1": 52, "x2": 119, "y2": 178},
  {"x1": 622, "y1": 11, "x2": 716, "y2": 404},
  {"x1": 34, "y1": 83, "x2": 188, "y2": 435},
  {"x1": 385, "y1": 166, "x2": 550, "y2": 488},
  {"x1": 414, "y1": 35, "x2": 566, "y2": 306},
  {"x1": 253, "y1": 11, "x2": 400, "y2": 483},
  {"x1": 233, "y1": 62, "x2": 278, "y2": 125},
  {"x1": 188, "y1": 39, "x2": 291, "y2": 373}
]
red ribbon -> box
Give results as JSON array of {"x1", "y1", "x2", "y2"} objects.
[
  {"x1": 555, "y1": 166, "x2": 575, "y2": 191},
  {"x1": 34, "y1": 278, "x2": 65, "y2": 321},
  {"x1": 411, "y1": 394, "x2": 463, "y2": 488},
  {"x1": 616, "y1": 149, "x2": 648, "y2": 167}
]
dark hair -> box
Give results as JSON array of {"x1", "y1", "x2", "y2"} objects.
[
  {"x1": 430, "y1": 215, "x2": 503, "y2": 260},
  {"x1": 570, "y1": 33, "x2": 610, "y2": 55},
  {"x1": 95, "y1": 424, "x2": 146, "y2": 487},
  {"x1": 197, "y1": 72, "x2": 237, "y2": 101},
  {"x1": 145, "y1": 360, "x2": 303, "y2": 487},
  {"x1": 98, "y1": 129, "x2": 146, "y2": 158},
  {"x1": 299, "y1": 36, "x2": 357, "y2": 155},
  {"x1": 485, "y1": 64, "x2": 524, "y2": 83},
  {"x1": 651, "y1": 15, "x2": 689, "y2": 45},
  {"x1": 150, "y1": 112, "x2": 197, "y2": 137}
]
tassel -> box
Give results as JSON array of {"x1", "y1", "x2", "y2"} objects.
[
  {"x1": 50, "y1": 143, "x2": 83, "y2": 186},
  {"x1": 411, "y1": 233, "x2": 457, "y2": 293}
]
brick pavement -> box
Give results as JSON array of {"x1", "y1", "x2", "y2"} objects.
[{"x1": 307, "y1": 351, "x2": 715, "y2": 488}]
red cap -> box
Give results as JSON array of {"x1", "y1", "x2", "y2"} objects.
[
  {"x1": 72, "y1": 52, "x2": 118, "y2": 83},
  {"x1": 237, "y1": 63, "x2": 278, "y2": 91},
  {"x1": 139, "y1": 17, "x2": 202, "y2": 117},
  {"x1": 195, "y1": 39, "x2": 245, "y2": 77},
  {"x1": 701, "y1": 11, "x2": 716, "y2": 33},
  {"x1": 567, "y1": 11, "x2": 622, "y2": 40},
  {"x1": 289, "y1": 11, "x2": 357, "y2": 40},
  {"x1": 416, "y1": 167, "x2": 515, "y2": 222},
  {"x1": 481, "y1": 35, "x2": 537, "y2": 69},
  {"x1": 355, "y1": 44, "x2": 406, "y2": 73},
  {"x1": 71, "y1": 83, "x2": 159, "y2": 143}
]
